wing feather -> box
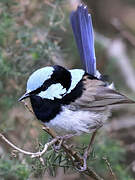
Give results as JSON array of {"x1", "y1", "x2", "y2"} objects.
[{"x1": 71, "y1": 77, "x2": 134, "y2": 110}]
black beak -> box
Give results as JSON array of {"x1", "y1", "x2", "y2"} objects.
[{"x1": 18, "y1": 92, "x2": 30, "y2": 101}]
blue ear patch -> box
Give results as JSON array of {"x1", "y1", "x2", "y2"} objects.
[
  {"x1": 67, "y1": 69, "x2": 85, "y2": 94},
  {"x1": 38, "y1": 83, "x2": 66, "y2": 100},
  {"x1": 27, "y1": 67, "x2": 54, "y2": 92},
  {"x1": 37, "y1": 69, "x2": 85, "y2": 100}
]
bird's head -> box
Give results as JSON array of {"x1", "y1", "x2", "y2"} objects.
[{"x1": 19, "y1": 65, "x2": 72, "y2": 101}]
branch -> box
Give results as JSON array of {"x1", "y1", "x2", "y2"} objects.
[
  {"x1": 42, "y1": 125, "x2": 104, "y2": 180},
  {"x1": 0, "y1": 129, "x2": 104, "y2": 180},
  {"x1": 0, "y1": 133, "x2": 58, "y2": 158},
  {"x1": 105, "y1": 116, "x2": 135, "y2": 132},
  {"x1": 103, "y1": 157, "x2": 117, "y2": 180},
  {"x1": 0, "y1": 100, "x2": 104, "y2": 180},
  {"x1": 111, "y1": 18, "x2": 135, "y2": 47},
  {"x1": 22, "y1": 100, "x2": 34, "y2": 115},
  {"x1": 23, "y1": 101, "x2": 104, "y2": 180},
  {"x1": 95, "y1": 32, "x2": 135, "y2": 92},
  {"x1": 107, "y1": 38, "x2": 135, "y2": 92}
]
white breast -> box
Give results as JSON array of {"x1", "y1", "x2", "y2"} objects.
[{"x1": 45, "y1": 106, "x2": 110, "y2": 135}]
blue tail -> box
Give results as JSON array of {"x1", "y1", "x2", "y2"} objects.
[{"x1": 70, "y1": 4, "x2": 96, "y2": 76}]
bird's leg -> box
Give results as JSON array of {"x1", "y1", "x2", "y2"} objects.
[
  {"x1": 85, "y1": 130, "x2": 98, "y2": 158},
  {"x1": 53, "y1": 134, "x2": 74, "y2": 151},
  {"x1": 81, "y1": 130, "x2": 98, "y2": 171},
  {"x1": 53, "y1": 138, "x2": 63, "y2": 152}
]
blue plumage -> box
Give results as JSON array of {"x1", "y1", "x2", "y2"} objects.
[
  {"x1": 19, "y1": 3, "x2": 134, "y2": 137},
  {"x1": 70, "y1": 4, "x2": 96, "y2": 76},
  {"x1": 27, "y1": 67, "x2": 54, "y2": 92}
]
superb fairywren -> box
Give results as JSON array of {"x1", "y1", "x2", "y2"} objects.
[{"x1": 19, "y1": 4, "x2": 134, "y2": 137}]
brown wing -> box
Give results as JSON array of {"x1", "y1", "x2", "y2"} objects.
[{"x1": 70, "y1": 76, "x2": 134, "y2": 110}]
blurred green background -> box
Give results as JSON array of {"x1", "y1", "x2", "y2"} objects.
[{"x1": 0, "y1": 0, "x2": 135, "y2": 179}]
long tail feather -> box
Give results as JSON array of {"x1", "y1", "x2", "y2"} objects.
[{"x1": 70, "y1": 4, "x2": 96, "y2": 76}]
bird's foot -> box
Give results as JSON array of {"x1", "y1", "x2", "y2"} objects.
[
  {"x1": 74, "y1": 150, "x2": 90, "y2": 172},
  {"x1": 53, "y1": 134, "x2": 74, "y2": 152},
  {"x1": 75, "y1": 156, "x2": 88, "y2": 172},
  {"x1": 76, "y1": 131, "x2": 98, "y2": 171}
]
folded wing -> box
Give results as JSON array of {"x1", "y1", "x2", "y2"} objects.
[{"x1": 71, "y1": 76, "x2": 134, "y2": 110}]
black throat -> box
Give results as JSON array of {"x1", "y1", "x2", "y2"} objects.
[
  {"x1": 30, "y1": 96, "x2": 61, "y2": 122},
  {"x1": 29, "y1": 71, "x2": 98, "y2": 123},
  {"x1": 30, "y1": 78, "x2": 84, "y2": 122}
]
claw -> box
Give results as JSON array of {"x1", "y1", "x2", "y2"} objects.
[
  {"x1": 53, "y1": 138, "x2": 63, "y2": 152},
  {"x1": 53, "y1": 134, "x2": 74, "y2": 152},
  {"x1": 75, "y1": 159, "x2": 87, "y2": 172}
]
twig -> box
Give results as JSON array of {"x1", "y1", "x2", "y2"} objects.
[
  {"x1": 0, "y1": 133, "x2": 58, "y2": 158},
  {"x1": 44, "y1": 0, "x2": 56, "y2": 8},
  {"x1": 0, "y1": 128, "x2": 104, "y2": 180},
  {"x1": 105, "y1": 116, "x2": 135, "y2": 132},
  {"x1": 95, "y1": 33, "x2": 135, "y2": 92},
  {"x1": 0, "y1": 133, "x2": 33, "y2": 155},
  {"x1": 22, "y1": 100, "x2": 34, "y2": 115},
  {"x1": 107, "y1": 38, "x2": 135, "y2": 92},
  {"x1": 111, "y1": 18, "x2": 135, "y2": 47},
  {"x1": 3, "y1": 100, "x2": 104, "y2": 180},
  {"x1": 103, "y1": 157, "x2": 117, "y2": 180},
  {"x1": 54, "y1": 7, "x2": 65, "y2": 27},
  {"x1": 42, "y1": 125, "x2": 104, "y2": 180}
]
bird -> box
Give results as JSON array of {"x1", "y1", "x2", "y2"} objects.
[{"x1": 19, "y1": 4, "x2": 134, "y2": 157}]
